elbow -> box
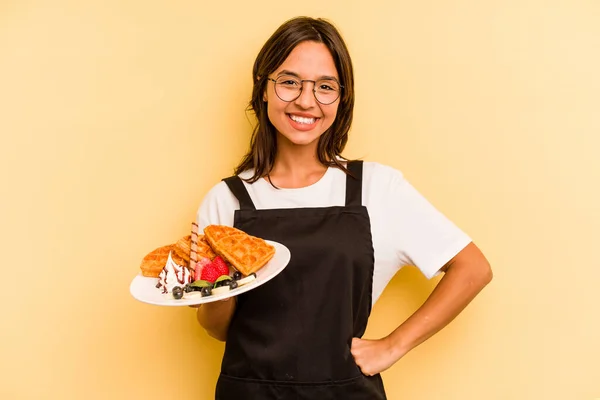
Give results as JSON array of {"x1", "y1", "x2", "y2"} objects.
[
  {"x1": 443, "y1": 242, "x2": 493, "y2": 287},
  {"x1": 478, "y1": 259, "x2": 493, "y2": 287},
  {"x1": 464, "y1": 242, "x2": 493, "y2": 287},
  {"x1": 207, "y1": 329, "x2": 228, "y2": 342},
  {"x1": 198, "y1": 321, "x2": 229, "y2": 342}
]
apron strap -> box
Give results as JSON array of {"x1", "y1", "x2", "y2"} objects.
[
  {"x1": 222, "y1": 176, "x2": 257, "y2": 211},
  {"x1": 345, "y1": 160, "x2": 363, "y2": 207}
]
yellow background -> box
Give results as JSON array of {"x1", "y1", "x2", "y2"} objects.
[{"x1": 1, "y1": 1, "x2": 598, "y2": 399}]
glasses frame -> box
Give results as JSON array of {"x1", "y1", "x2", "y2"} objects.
[{"x1": 267, "y1": 76, "x2": 344, "y2": 105}]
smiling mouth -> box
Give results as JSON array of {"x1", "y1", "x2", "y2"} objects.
[{"x1": 288, "y1": 114, "x2": 318, "y2": 124}]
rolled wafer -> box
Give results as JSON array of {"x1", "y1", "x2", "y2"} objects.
[{"x1": 190, "y1": 222, "x2": 199, "y2": 269}]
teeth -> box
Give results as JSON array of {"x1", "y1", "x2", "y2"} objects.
[{"x1": 290, "y1": 115, "x2": 316, "y2": 124}]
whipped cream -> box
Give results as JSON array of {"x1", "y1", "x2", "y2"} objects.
[{"x1": 156, "y1": 252, "x2": 193, "y2": 294}]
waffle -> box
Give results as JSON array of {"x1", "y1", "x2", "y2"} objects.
[
  {"x1": 171, "y1": 233, "x2": 217, "y2": 267},
  {"x1": 171, "y1": 250, "x2": 188, "y2": 268},
  {"x1": 203, "y1": 225, "x2": 246, "y2": 244},
  {"x1": 173, "y1": 235, "x2": 192, "y2": 264},
  {"x1": 139, "y1": 245, "x2": 172, "y2": 277},
  {"x1": 196, "y1": 235, "x2": 217, "y2": 260},
  {"x1": 204, "y1": 225, "x2": 275, "y2": 276}
]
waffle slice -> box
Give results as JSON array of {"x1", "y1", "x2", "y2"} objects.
[
  {"x1": 173, "y1": 235, "x2": 192, "y2": 264},
  {"x1": 196, "y1": 235, "x2": 217, "y2": 260},
  {"x1": 171, "y1": 250, "x2": 188, "y2": 268},
  {"x1": 140, "y1": 245, "x2": 172, "y2": 277},
  {"x1": 204, "y1": 226, "x2": 275, "y2": 276},
  {"x1": 204, "y1": 225, "x2": 246, "y2": 244},
  {"x1": 175, "y1": 233, "x2": 217, "y2": 261}
]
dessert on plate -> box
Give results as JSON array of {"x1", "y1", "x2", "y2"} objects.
[
  {"x1": 204, "y1": 225, "x2": 276, "y2": 276},
  {"x1": 140, "y1": 245, "x2": 173, "y2": 278},
  {"x1": 138, "y1": 223, "x2": 276, "y2": 300},
  {"x1": 156, "y1": 252, "x2": 193, "y2": 295}
]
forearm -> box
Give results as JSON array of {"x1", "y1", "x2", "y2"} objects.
[
  {"x1": 388, "y1": 242, "x2": 493, "y2": 357},
  {"x1": 196, "y1": 297, "x2": 237, "y2": 341}
]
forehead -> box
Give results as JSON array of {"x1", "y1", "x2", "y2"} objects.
[{"x1": 275, "y1": 41, "x2": 338, "y2": 79}]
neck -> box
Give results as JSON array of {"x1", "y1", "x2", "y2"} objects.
[{"x1": 268, "y1": 139, "x2": 328, "y2": 188}]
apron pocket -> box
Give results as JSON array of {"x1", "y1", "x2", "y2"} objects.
[{"x1": 216, "y1": 373, "x2": 386, "y2": 400}]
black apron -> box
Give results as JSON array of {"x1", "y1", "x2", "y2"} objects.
[{"x1": 215, "y1": 161, "x2": 387, "y2": 400}]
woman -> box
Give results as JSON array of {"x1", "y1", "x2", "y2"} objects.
[{"x1": 194, "y1": 16, "x2": 493, "y2": 400}]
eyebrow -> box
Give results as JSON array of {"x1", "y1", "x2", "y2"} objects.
[{"x1": 276, "y1": 70, "x2": 340, "y2": 82}]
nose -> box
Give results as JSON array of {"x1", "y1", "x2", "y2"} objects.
[{"x1": 294, "y1": 81, "x2": 317, "y2": 109}]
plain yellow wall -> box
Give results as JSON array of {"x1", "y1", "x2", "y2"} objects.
[{"x1": 1, "y1": 1, "x2": 598, "y2": 399}]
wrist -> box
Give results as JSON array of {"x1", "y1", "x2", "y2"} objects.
[{"x1": 386, "y1": 329, "x2": 410, "y2": 360}]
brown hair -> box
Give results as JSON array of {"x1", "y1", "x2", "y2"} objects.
[{"x1": 234, "y1": 16, "x2": 355, "y2": 182}]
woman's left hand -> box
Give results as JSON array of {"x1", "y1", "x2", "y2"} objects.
[{"x1": 350, "y1": 337, "x2": 401, "y2": 376}]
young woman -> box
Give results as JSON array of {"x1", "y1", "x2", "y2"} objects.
[{"x1": 193, "y1": 16, "x2": 493, "y2": 400}]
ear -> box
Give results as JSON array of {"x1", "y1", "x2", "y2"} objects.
[{"x1": 257, "y1": 76, "x2": 268, "y2": 102}]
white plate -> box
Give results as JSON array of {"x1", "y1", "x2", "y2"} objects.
[{"x1": 129, "y1": 240, "x2": 291, "y2": 306}]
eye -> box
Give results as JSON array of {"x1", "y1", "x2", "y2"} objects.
[
  {"x1": 317, "y1": 80, "x2": 339, "y2": 91},
  {"x1": 277, "y1": 77, "x2": 300, "y2": 87}
]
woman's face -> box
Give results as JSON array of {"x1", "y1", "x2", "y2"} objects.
[{"x1": 264, "y1": 41, "x2": 340, "y2": 148}]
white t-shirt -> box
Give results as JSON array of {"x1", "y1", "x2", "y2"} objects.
[{"x1": 196, "y1": 161, "x2": 472, "y2": 306}]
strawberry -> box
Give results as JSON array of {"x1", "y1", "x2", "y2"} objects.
[
  {"x1": 200, "y1": 262, "x2": 223, "y2": 283},
  {"x1": 211, "y1": 256, "x2": 230, "y2": 276},
  {"x1": 193, "y1": 257, "x2": 212, "y2": 281}
]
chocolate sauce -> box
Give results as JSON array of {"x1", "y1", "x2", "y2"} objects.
[{"x1": 156, "y1": 258, "x2": 193, "y2": 296}]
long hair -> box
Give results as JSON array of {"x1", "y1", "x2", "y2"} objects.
[{"x1": 234, "y1": 16, "x2": 355, "y2": 182}]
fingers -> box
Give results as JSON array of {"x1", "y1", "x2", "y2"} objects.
[
  {"x1": 350, "y1": 337, "x2": 378, "y2": 376},
  {"x1": 350, "y1": 338, "x2": 368, "y2": 375}
]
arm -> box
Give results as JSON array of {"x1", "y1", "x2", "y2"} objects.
[
  {"x1": 194, "y1": 297, "x2": 237, "y2": 341},
  {"x1": 351, "y1": 241, "x2": 493, "y2": 375},
  {"x1": 193, "y1": 182, "x2": 241, "y2": 341}
]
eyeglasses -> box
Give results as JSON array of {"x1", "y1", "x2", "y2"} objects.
[{"x1": 267, "y1": 75, "x2": 343, "y2": 105}]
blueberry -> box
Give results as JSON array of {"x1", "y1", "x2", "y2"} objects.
[
  {"x1": 229, "y1": 280, "x2": 238, "y2": 290},
  {"x1": 184, "y1": 284, "x2": 193, "y2": 293},
  {"x1": 201, "y1": 287, "x2": 212, "y2": 297},
  {"x1": 172, "y1": 286, "x2": 183, "y2": 299},
  {"x1": 233, "y1": 271, "x2": 242, "y2": 280},
  {"x1": 214, "y1": 277, "x2": 232, "y2": 288}
]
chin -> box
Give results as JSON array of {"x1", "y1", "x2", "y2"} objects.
[{"x1": 279, "y1": 132, "x2": 322, "y2": 147}]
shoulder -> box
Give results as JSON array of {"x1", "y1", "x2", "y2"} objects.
[
  {"x1": 196, "y1": 178, "x2": 240, "y2": 228},
  {"x1": 361, "y1": 161, "x2": 405, "y2": 182},
  {"x1": 203, "y1": 169, "x2": 254, "y2": 201},
  {"x1": 359, "y1": 161, "x2": 408, "y2": 200},
  {"x1": 202, "y1": 179, "x2": 235, "y2": 203},
  {"x1": 338, "y1": 160, "x2": 404, "y2": 186}
]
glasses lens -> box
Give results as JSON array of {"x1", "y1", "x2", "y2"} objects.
[
  {"x1": 314, "y1": 79, "x2": 341, "y2": 105},
  {"x1": 275, "y1": 76, "x2": 302, "y2": 102}
]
